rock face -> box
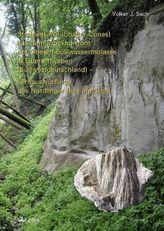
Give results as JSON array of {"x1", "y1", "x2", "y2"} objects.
[
  {"x1": 74, "y1": 147, "x2": 153, "y2": 212},
  {"x1": 41, "y1": 3, "x2": 164, "y2": 173}
]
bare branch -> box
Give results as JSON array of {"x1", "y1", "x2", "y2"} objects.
[
  {"x1": 1, "y1": 18, "x2": 8, "y2": 38},
  {"x1": 0, "y1": 130, "x2": 17, "y2": 149},
  {"x1": 0, "y1": 38, "x2": 20, "y2": 112},
  {"x1": 0, "y1": 83, "x2": 11, "y2": 100},
  {"x1": 0, "y1": 86, "x2": 46, "y2": 108}
]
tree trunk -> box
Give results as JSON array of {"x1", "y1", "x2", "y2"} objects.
[
  {"x1": 0, "y1": 114, "x2": 22, "y2": 129},
  {"x1": 0, "y1": 99, "x2": 30, "y2": 122},
  {"x1": 9, "y1": 2, "x2": 30, "y2": 91},
  {"x1": 0, "y1": 83, "x2": 11, "y2": 100},
  {"x1": 0, "y1": 107, "x2": 30, "y2": 129},
  {"x1": 33, "y1": 0, "x2": 40, "y2": 80},
  {"x1": 21, "y1": 3, "x2": 31, "y2": 91},
  {"x1": 0, "y1": 38, "x2": 20, "y2": 112},
  {"x1": 87, "y1": 0, "x2": 103, "y2": 26},
  {"x1": 0, "y1": 132, "x2": 17, "y2": 149},
  {"x1": 10, "y1": 2, "x2": 21, "y2": 34}
]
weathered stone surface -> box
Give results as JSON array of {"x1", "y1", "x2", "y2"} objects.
[
  {"x1": 41, "y1": 4, "x2": 164, "y2": 173},
  {"x1": 74, "y1": 147, "x2": 153, "y2": 212}
]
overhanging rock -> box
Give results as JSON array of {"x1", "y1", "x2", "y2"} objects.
[{"x1": 74, "y1": 147, "x2": 153, "y2": 212}]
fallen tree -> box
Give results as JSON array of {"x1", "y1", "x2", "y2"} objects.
[{"x1": 0, "y1": 107, "x2": 30, "y2": 129}]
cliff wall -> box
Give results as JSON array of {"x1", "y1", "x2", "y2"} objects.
[{"x1": 41, "y1": 3, "x2": 164, "y2": 173}]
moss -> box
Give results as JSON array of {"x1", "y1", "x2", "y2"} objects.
[{"x1": 111, "y1": 125, "x2": 121, "y2": 144}]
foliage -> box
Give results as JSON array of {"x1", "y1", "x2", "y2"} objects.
[
  {"x1": 0, "y1": 122, "x2": 25, "y2": 157},
  {"x1": 98, "y1": 0, "x2": 119, "y2": 17},
  {"x1": 0, "y1": 60, "x2": 8, "y2": 82},
  {"x1": 0, "y1": 104, "x2": 163, "y2": 230},
  {"x1": 0, "y1": 103, "x2": 57, "y2": 230},
  {"x1": 41, "y1": 0, "x2": 91, "y2": 33}
]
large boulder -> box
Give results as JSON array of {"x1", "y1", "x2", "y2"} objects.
[{"x1": 74, "y1": 147, "x2": 153, "y2": 212}]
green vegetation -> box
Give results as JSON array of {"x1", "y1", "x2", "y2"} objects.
[
  {"x1": 0, "y1": 1, "x2": 164, "y2": 230},
  {"x1": 0, "y1": 123, "x2": 25, "y2": 157},
  {"x1": 0, "y1": 105, "x2": 163, "y2": 231}
]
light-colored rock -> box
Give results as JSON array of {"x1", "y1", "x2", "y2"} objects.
[
  {"x1": 74, "y1": 147, "x2": 153, "y2": 212},
  {"x1": 41, "y1": 4, "x2": 164, "y2": 173}
]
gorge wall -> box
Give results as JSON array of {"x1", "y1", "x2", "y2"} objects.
[{"x1": 41, "y1": 3, "x2": 164, "y2": 173}]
